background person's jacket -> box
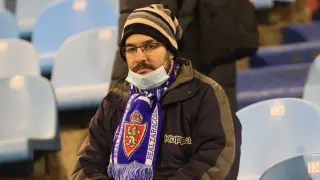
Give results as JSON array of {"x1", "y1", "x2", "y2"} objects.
[
  {"x1": 72, "y1": 59, "x2": 242, "y2": 180},
  {"x1": 111, "y1": 0, "x2": 259, "y2": 111}
]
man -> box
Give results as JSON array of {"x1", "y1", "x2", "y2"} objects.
[
  {"x1": 111, "y1": 0, "x2": 259, "y2": 111},
  {"x1": 72, "y1": 4, "x2": 241, "y2": 180}
]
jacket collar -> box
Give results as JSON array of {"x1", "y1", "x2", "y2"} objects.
[
  {"x1": 161, "y1": 59, "x2": 197, "y2": 106},
  {"x1": 108, "y1": 58, "x2": 197, "y2": 109}
]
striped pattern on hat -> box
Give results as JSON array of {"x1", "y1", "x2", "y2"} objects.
[{"x1": 120, "y1": 4, "x2": 183, "y2": 61}]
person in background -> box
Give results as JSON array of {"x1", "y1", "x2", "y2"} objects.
[
  {"x1": 72, "y1": 4, "x2": 241, "y2": 180},
  {"x1": 4, "y1": 0, "x2": 16, "y2": 13},
  {"x1": 111, "y1": 0, "x2": 259, "y2": 111},
  {"x1": 312, "y1": 0, "x2": 320, "y2": 20}
]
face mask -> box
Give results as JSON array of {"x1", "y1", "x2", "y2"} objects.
[{"x1": 125, "y1": 66, "x2": 169, "y2": 90}]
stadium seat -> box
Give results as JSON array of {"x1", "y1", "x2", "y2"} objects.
[
  {"x1": 251, "y1": 0, "x2": 274, "y2": 9},
  {"x1": 51, "y1": 27, "x2": 117, "y2": 110},
  {"x1": 0, "y1": 0, "x2": 4, "y2": 9},
  {"x1": 274, "y1": 0, "x2": 296, "y2": 3},
  {"x1": 0, "y1": 9, "x2": 19, "y2": 39},
  {"x1": 237, "y1": 63, "x2": 310, "y2": 109},
  {"x1": 237, "y1": 98, "x2": 320, "y2": 180},
  {"x1": 282, "y1": 21, "x2": 320, "y2": 44},
  {"x1": 16, "y1": 0, "x2": 56, "y2": 38},
  {"x1": 0, "y1": 76, "x2": 59, "y2": 177},
  {"x1": 108, "y1": 0, "x2": 118, "y2": 12},
  {"x1": 32, "y1": 0, "x2": 118, "y2": 74},
  {"x1": 0, "y1": 39, "x2": 40, "y2": 77},
  {"x1": 250, "y1": 41, "x2": 320, "y2": 67},
  {"x1": 303, "y1": 55, "x2": 320, "y2": 107},
  {"x1": 260, "y1": 153, "x2": 320, "y2": 180}
]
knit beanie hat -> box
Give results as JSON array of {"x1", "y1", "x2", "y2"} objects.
[{"x1": 120, "y1": 4, "x2": 183, "y2": 61}]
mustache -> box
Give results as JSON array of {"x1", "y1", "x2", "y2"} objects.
[{"x1": 132, "y1": 62, "x2": 156, "y2": 73}]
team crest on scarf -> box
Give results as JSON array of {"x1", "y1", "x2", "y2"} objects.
[{"x1": 123, "y1": 110, "x2": 147, "y2": 158}]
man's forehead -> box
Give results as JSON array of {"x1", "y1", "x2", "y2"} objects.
[{"x1": 125, "y1": 34, "x2": 157, "y2": 46}]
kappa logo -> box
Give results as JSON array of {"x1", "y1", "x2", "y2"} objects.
[
  {"x1": 164, "y1": 134, "x2": 192, "y2": 145},
  {"x1": 123, "y1": 110, "x2": 147, "y2": 158}
]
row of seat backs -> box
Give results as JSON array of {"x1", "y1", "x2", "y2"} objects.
[
  {"x1": 237, "y1": 55, "x2": 320, "y2": 109},
  {"x1": 32, "y1": 0, "x2": 118, "y2": 53},
  {"x1": 251, "y1": 21, "x2": 320, "y2": 68},
  {"x1": 0, "y1": 27, "x2": 117, "y2": 88},
  {"x1": 0, "y1": 0, "x2": 118, "y2": 53},
  {"x1": 0, "y1": 0, "x2": 118, "y2": 36}
]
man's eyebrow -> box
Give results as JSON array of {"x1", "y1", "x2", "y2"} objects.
[{"x1": 125, "y1": 39, "x2": 156, "y2": 46}]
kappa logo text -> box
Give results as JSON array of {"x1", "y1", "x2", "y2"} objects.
[{"x1": 164, "y1": 134, "x2": 192, "y2": 145}]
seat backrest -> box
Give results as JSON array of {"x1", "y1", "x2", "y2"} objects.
[
  {"x1": 303, "y1": 55, "x2": 320, "y2": 108},
  {"x1": 51, "y1": 27, "x2": 117, "y2": 88},
  {"x1": 0, "y1": 39, "x2": 40, "y2": 77},
  {"x1": 237, "y1": 98, "x2": 320, "y2": 178},
  {"x1": 250, "y1": 41, "x2": 320, "y2": 68},
  {"x1": 0, "y1": 76, "x2": 57, "y2": 140},
  {"x1": 251, "y1": 0, "x2": 274, "y2": 9},
  {"x1": 0, "y1": 9, "x2": 19, "y2": 39},
  {"x1": 32, "y1": 0, "x2": 118, "y2": 54},
  {"x1": 16, "y1": 0, "x2": 55, "y2": 31},
  {"x1": 282, "y1": 21, "x2": 320, "y2": 44},
  {"x1": 107, "y1": 0, "x2": 118, "y2": 12},
  {"x1": 260, "y1": 153, "x2": 320, "y2": 180}
]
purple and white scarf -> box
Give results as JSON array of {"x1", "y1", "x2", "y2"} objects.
[{"x1": 107, "y1": 62, "x2": 179, "y2": 180}]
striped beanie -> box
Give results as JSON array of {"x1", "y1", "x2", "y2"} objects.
[{"x1": 120, "y1": 4, "x2": 183, "y2": 61}]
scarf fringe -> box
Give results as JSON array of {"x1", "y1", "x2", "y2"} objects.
[{"x1": 108, "y1": 161, "x2": 153, "y2": 180}]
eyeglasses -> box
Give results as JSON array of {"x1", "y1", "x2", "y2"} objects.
[{"x1": 122, "y1": 42, "x2": 162, "y2": 59}]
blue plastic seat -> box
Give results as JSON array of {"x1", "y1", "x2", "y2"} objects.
[
  {"x1": 0, "y1": 0, "x2": 4, "y2": 9},
  {"x1": 0, "y1": 75, "x2": 59, "y2": 164},
  {"x1": 51, "y1": 27, "x2": 117, "y2": 110},
  {"x1": 32, "y1": 0, "x2": 118, "y2": 74},
  {"x1": 274, "y1": 0, "x2": 295, "y2": 3},
  {"x1": 251, "y1": 0, "x2": 274, "y2": 9},
  {"x1": 303, "y1": 55, "x2": 320, "y2": 108},
  {"x1": 260, "y1": 153, "x2": 320, "y2": 180},
  {"x1": 0, "y1": 39, "x2": 40, "y2": 77},
  {"x1": 237, "y1": 98, "x2": 320, "y2": 180},
  {"x1": 282, "y1": 21, "x2": 320, "y2": 44},
  {"x1": 107, "y1": 0, "x2": 118, "y2": 12},
  {"x1": 237, "y1": 63, "x2": 310, "y2": 109},
  {"x1": 0, "y1": 9, "x2": 19, "y2": 39},
  {"x1": 250, "y1": 41, "x2": 320, "y2": 67},
  {"x1": 16, "y1": 0, "x2": 55, "y2": 38}
]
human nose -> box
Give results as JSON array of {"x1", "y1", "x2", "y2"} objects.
[{"x1": 134, "y1": 47, "x2": 147, "y2": 62}]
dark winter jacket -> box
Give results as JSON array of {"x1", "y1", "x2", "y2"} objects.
[{"x1": 72, "y1": 59, "x2": 242, "y2": 180}]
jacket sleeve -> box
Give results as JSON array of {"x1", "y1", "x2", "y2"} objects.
[
  {"x1": 71, "y1": 99, "x2": 112, "y2": 180},
  {"x1": 168, "y1": 85, "x2": 242, "y2": 180}
]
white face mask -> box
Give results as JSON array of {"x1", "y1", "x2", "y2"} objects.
[{"x1": 125, "y1": 65, "x2": 169, "y2": 90}]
